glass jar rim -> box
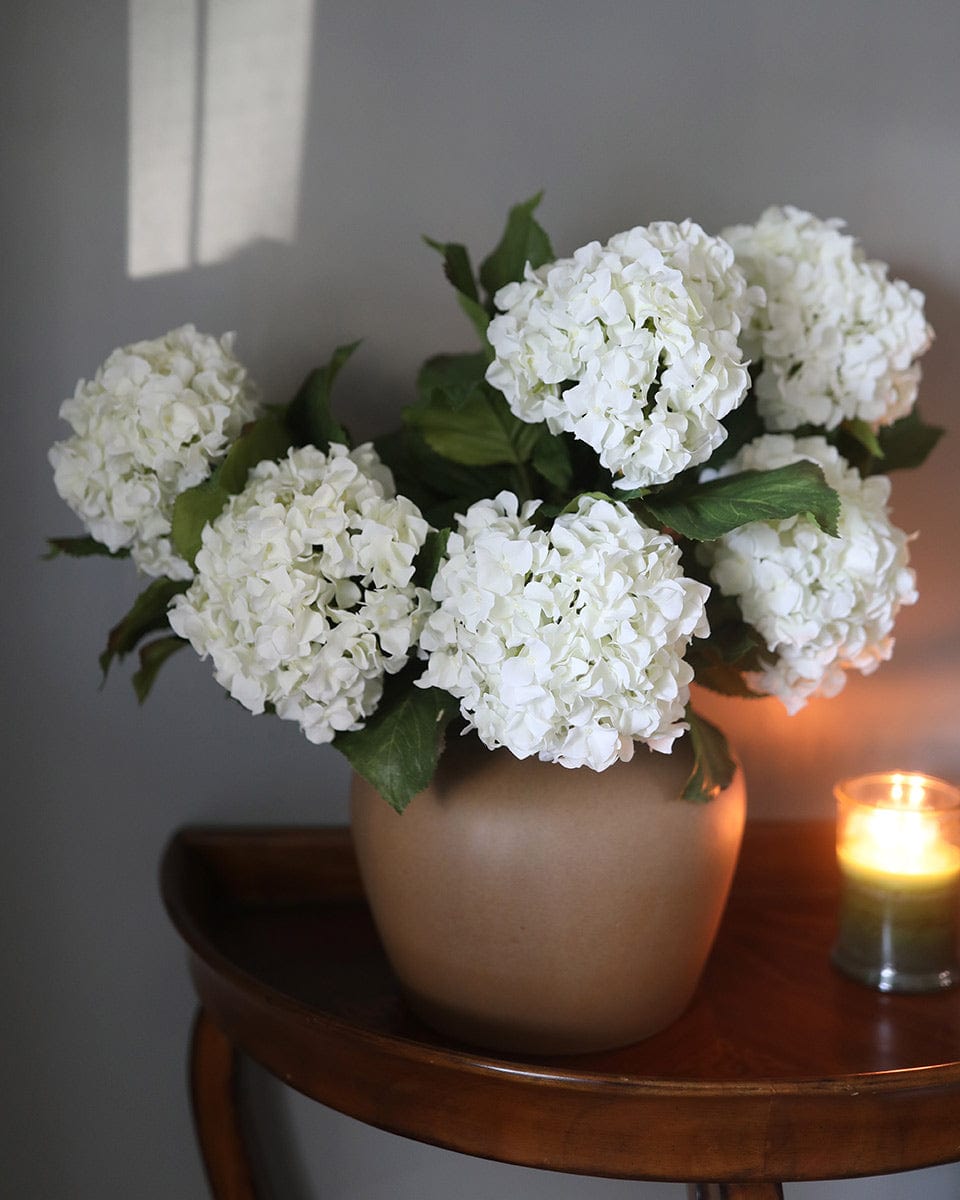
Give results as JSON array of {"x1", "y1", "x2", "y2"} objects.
[{"x1": 835, "y1": 771, "x2": 960, "y2": 811}]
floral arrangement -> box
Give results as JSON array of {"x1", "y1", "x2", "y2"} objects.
[{"x1": 48, "y1": 198, "x2": 940, "y2": 810}]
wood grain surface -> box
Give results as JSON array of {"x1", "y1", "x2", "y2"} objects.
[{"x1": 163, "y1": 822, "x2": 960, "y2": 1189}]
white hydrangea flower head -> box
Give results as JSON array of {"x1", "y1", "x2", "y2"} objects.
[
  {"x1": 49, "y1": 324, "x2": 262, "y2": 579},
  {"x1": 417, "y1": 491, "x2": 710, "y2": 770},
  {"x1": 722, "y1": 206, "x2": 932, "y2": 431},
  {"x1": 698, "y1": 434, "x2": 917, "y2": 713},
  {"x1": 168, "y1": 444, "x2": 432, "y2": 744},
  {"x1": 484, "y1": 221, "x2": 757, "y2": 489}
]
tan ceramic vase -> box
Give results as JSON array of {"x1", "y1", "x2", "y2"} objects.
[{"x1": 350, "y1": 734, "x2": 746, "y2": 1055}]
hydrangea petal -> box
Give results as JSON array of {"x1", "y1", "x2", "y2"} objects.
[
  {"x1": 418, "y1": 492, "x2": 709, "y2": 770},
  {"x1": 49, "y1": 324, "x2": 261, "y2": 578},
  {"x1": 698, "y1": 434, "x2": 917, "y2": 713},
  {"x1": 168, "y1": 444, "x2": 432, "y2": 744}
]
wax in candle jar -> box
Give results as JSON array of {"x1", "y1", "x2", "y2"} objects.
[
  {"x1": 832, "y1": 773, "x2": 960, "y2": 993},
  {"x1": 839, "y1": 804, "x2": 960, "y2": 883}
]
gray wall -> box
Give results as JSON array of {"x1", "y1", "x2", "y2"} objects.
[{"x1": 4, "y1": 1, "x2": 959, "y2": 1196}]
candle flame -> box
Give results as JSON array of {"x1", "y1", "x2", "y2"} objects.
[
  {"x1": 888, "y1": 773, "x2": 929, "y2": 810},
  {"x1": 842, "y1": 779, "x2": 960, "y2": 878}
]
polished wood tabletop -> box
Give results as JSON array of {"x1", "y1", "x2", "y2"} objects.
[{"x1": 162, "y1": 821, "x2": 960, "y2": 1199}]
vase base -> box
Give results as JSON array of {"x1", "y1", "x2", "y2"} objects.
[{"x1": 404, "y1": 986, "x2": 694, "y2": 1056}]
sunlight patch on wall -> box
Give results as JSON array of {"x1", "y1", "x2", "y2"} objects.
[
  {"x1": 127, "y1": 0, "x2": 314, "y2": 279},
  {"x1": 127, "y1": 0, "x2": 197, "y2": 278}
]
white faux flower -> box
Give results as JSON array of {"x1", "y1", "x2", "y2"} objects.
[
  {"x1": 418, "y1": 492, "x2": 709, "y2": 770},
  {"x1": 49, "y1": 324, "x2": 261, "y2": 579},
  {"x1": 698, "y1": 435, "x2": 917, "y2": 713},
  {"x1": 485, "y1": 221, "x2": 756, "y2": 489},
  {"x1": 722, "y1": 206, "x2": 931, "y2": 431},
  {"x1": 168, "y1": 444, "x2": 432, "y2": 744}
]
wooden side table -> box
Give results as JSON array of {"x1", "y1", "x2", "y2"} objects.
[{"x1": 161, "y1": 822, "x2": 960, "y2": 1200}]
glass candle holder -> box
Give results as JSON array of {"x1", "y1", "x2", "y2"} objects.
[{"x1": 832, "y1": 772, "x2": 960, "y2": 992}]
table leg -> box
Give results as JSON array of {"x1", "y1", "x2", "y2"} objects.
[
  {"x1": 190, "y1": 1008, "x2": 261, "y2": 1200},
  {"x1": 686, "y1": 1185, "x2": 785, "y2": 1199}
]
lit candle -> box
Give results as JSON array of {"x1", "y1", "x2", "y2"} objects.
[{"x1": 832, "y1": 772, "x2": 960, "y2": 992}]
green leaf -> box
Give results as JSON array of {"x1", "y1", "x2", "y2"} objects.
[
  {"x1": 705, "y1": 622, "x2": 762, "y2": 667},
  {"x1": 682, "y1": 708, "x2": 737, "y2": 803},
  {"x1": 416, "y1": 353, "x2": 489, "y2": 411},
  {"x1": 334, "y1": 674, "x2": 456, "y2": 813},
  {"x1": 414, "y1": 528, "x2": 450, "y2": 590},
  {"x1": 423, "y1": 236, "x2": 491, "y2": 343},
  {"x1": 688, "y1": 594, "x2": 767, "y2": 698},
  {"x1": 404, "y1": 389, "x2": 541, "y2": 468},
  {"x1": 642, "y1": 462, "x2": 841, "y2": 541},
  {"x1": 132, "y1": 636, "x2": 187, "y2": 704},
  {"x1": 100, "y1": 578, "x2": 188, "y2": 680},
  {"x1": 559, "y1": 490, "x2": 615, "y2": 515},
  {"x1": 217, "y1": 410, "x2": 291, "y2": 491},
  {"x1": 531, "y1": 430, "x2": 573, "y2": 489},
  {"x1": 872, "y1": 408, "x2": 945, "y2": 473},
  {"x1": 285, "y1": 341, "x2": 360, "y2": 449},
  {"x1": 457, "y1": 293, "x2": 492, "y2": 344},
  {"x1": 689, "y1": 629, "x2": 766, "y2": 698},
  {"x1": 423, "y1": 237, "x2": 479, "y2": 302},
  {"x1": 842, "y1": 418, "x2": 884, "y2": 460},
  {"x1": 44, "y1": 536, "x2": 130, "y2": 561},
  {"x1": 610, "y1": 485, "x2": 648, "y2": 502},
  {"x1": 694, "y1": 592, "x2": 764, "y2": 666},
  {"x1": 479, "y1": 192, "x2": 554, "y2": 303},
  {"x1": 171, "y1": 411, "x2": 291, "y2": 567},
  {"x1": 704, "y1": 392, "x2": 765, "y2": 471},
  {"x1": 373, "y1": 426, "x2": 515, "y2": 515},
  {"x1": 692, "y1": 662, "x2": 764, "y2": 699},
  {"x1": 171, "y1": 481, "x2": 233, "y2": 567}
]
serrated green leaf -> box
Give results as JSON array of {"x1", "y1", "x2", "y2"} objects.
[
  {"x1": 44, "y1": 536, "x2": 130, "y2": 561},
  {"x1": 404, "y1": 389, "x2": 541, "y2": 468},
  {"x1": 643, "y1": 462, "x2": 841, "y2": 541},
  {"x1": 285, "y1": 341, "x2": 360, "y2": 449},
  {"x1": 423, "y1": 237, "x2": 479, "y2": 302},
  {"x1": 479, "y1": 192, "x2": 554, "y2": 303},
  {"x1": 334, "y1": 674, "x2": 455, "y2": 813},
  {"x1": 414, "y1": 528, "x2": 450, "y2": 590},
  {"x1": 416, "y1": 353, "x2": 489, "y2": 410},
  {"x1": 100, "y1": 578, "x2": 188, "y2": 681},
  {"x1": 842, "y1": 418, "x2": 884, "y2": 459},
  {"x1": 872, "y1": 408, "x2": 945, "y2": 473},
  {"x1": 171, "y1": 411, "x2": 292, "y2": 567},
  {"x1": 531, "y1": 430, "x2": 573, "y2": 489},
  {"x1": 132, "y1": 635, "x2": 187, "y2": 704},
  {"x1": 423, "y1": 235, "x2": 491, "y2": 344},
  {"x1": 682, "y1": 708, "x2": 737, "y2": 802}
]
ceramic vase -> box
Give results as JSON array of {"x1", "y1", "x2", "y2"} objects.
[{"x1": 350, "y1": 734, "x2": 746, "y2": 1055}]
